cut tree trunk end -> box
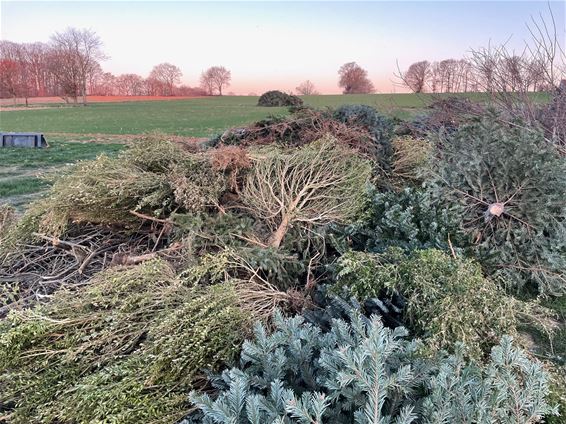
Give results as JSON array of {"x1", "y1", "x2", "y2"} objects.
[{"x1": 487, "y1": 202, "x2": 505, "y2": 217}]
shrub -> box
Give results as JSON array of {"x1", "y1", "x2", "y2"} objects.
[
  {"x1": 0, "y1": 204, "x2": 16, "y2": 246},
  {"x1": 0, "y1": 204, "x2": 40, "y2": 253},
  {"x1": 0, "y1": 259, "x2": 250, "y2": 423},
  {"x1": 168, "y1": 158, "x2": 226, "y2": 213},
  {"x1": 121, "y1": 133, "x2": 190, "y2": 172},
  {"x1": 179, "y1": 245, "x2": 306, "y2": 292},
  {"x1": 209, "y1": 108, "x2": 376, "y2": 160},
  {"x1": 334, "y1": 248, "x2": 521, "y2": 358},
  {"x1": 402, "y1": 97, "x2": 484, "y2": 138},
  {"x1": 257, "y1": 90, "x2": 303, "y2": 107},
  {"x1": 428, "y1": 114, "x2": 566, "y2": 295},
  {"x1": 535, "y1": 85, "x2": 566, "y2": 155},
  {"x1": 241, "y1": 137, "x2": 372, "y2": 247},
  {"x1": 208, "y1": 145, "x2": 252, "y2": 190},
  {"x1": 172, "y1": 211, "x2": 258, "y2": 257},
  {"x1": 189, "y1": 311, "x2": 556, "y2": 423},
  {"x1": 42, "y1": 154, "x2": 175, "y2": 232}
]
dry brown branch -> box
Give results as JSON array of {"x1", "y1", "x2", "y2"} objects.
[
  {"x1": 241, "y1": 138, "x2": 372, "y2": 248},
  {"x1": 0, "y1": 223, "x2": 173, "y2": 317},
  {"x1": 110, "y1": 252, "x2": 158, "y2": 266},
  {"x1": 218, "y1": 108, "x2": 376, "y2": 158},
  {"x1": 129, "y1": 210, "x2": 174, "y2": 224}
]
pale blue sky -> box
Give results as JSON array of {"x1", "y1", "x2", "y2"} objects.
[{"x1": 1, "y1": 1, "x2": 564, "y2": 93}]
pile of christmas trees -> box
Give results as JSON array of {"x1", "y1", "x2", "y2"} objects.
[{"x1": 1, "y1": 104, "x2": 564, "y2": 423}]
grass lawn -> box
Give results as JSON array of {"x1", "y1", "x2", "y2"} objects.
[
  {"x1": 0, "y1": 93, "x2": 449, "y2": 138},
  {"x1": 1, "y1": 96, "x2": 287, "y2": 137}
]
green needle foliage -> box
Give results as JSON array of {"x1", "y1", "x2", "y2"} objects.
[
  {"x1": 428, "y1": 114, "x2": 566, "y2": 295},
  {"x1": 334, "y1": 248, "x2": 525, "y2": 358},
  {"x1": 189, "y1": 311, "x2": 557, "y2": 423},
  {"x1": 0, "y1": 259, "x2": 249, "y2": 423},
  {"x1": 335, "y1": 187, "x2": 463, "y2": 254},
  {"x1": 334, "y1": 104, "x2": 395, "y2": 172}
]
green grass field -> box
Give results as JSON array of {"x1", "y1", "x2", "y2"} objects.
[
  {"x1": 0, "y1": 92, "x2": 551, "y2": 207},
  {"x1": 0, "y1": 92, "x2": 550, "y2": 137},
  {"x1": 0, "y1": 93, "x2": 489, "y2": 137}
]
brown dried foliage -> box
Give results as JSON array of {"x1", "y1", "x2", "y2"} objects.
[
  {"x1": 389, "y1": 136, "x2": 432, "y2": 190},
  {"x1": 208, "y1": 145, "x2": 252, "y2": 191},
  {"x1": 217, "y1": 108, "x2": 376, "y2": 158},
  {"x1": 537, "y1": 85, "x2": 566, "y2": 155},
  {"x1": 0, "y1": 204, "x2": 16, "y2": 240}
]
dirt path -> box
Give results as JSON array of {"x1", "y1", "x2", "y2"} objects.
[{"x1": 0, "y1": 166, "x2": 48, "y2": 179}]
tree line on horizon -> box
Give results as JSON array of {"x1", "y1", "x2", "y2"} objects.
[
  {"x1": 0, "y1": 28, "x2": 236, "y2": 105},
  {"x1": 401, "y1": 57, "x2": 555, "y2": 94},
  {"x1": 401, "y1": 7, "x2": 564, "y2": 95},
  {"x1": 0, "y1": 33, "x2": 375, "y2": 103},
  {"x1": 2, "y1": 13, "x2": 564, "y2": 105},
  {"x1": 0, "y1": 27, "x2": 382, "y2": 104}
]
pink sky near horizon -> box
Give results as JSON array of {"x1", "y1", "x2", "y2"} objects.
[{"x1": 2, "y1": 1, "x2": 565, "y2": 95}]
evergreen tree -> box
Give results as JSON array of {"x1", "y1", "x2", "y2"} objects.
[
  {"x1": 427, "y1": 114, "x2": 566, "y2": 295},
  {"x1": 188, "y1": 311, "x2": 556, "y2": 423}
]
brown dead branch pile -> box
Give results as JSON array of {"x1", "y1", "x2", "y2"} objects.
[
  {"x1": 213, "y1": 108, "x2": 376, "y2": 157},
  {"x1": 400, "y1": 97, "x2": 485, "y2": 138},
  {"x1": 0, "y1": 221, "x2": 180, "y2": 317},
  {"x1": 537, "y1": 84, "x2": 566, "y2": 155}
]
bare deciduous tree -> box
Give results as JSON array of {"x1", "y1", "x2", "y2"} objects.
[
  {"x1": 0, "y1": 41, "x2": 36, "y2": 105},
  {"x1": 338, "y1": 62, "x2": 375, "y2": 94},
  {"x1": 403, "y1": 61, "x2": 430, "y2": 93},
  {"x1": 50, "y1": 28, "x2": 106, "y2": 105},
  {"x1": 24, "y1": 42, "x2": 49, "y2": 97},
  {"x1": 149, "y1": 63, "x2": 182, "y2": 96},
  {"x1": 0, "y1": 58, "x2": 20, "y2": 103},
  {"x1": 470, "y1": 6, "x2": 564, "y2": 100},
  {"x1": 400, "y1": 58, "x2": 474, "y2": 93},
  {"x1": 99, "y1": 72, "x2": 117, "y2": 95},
  {"x1": 295, "y1": 80, "x2": 319, "y2": 95},
  {"x1": 200, "y1": 66, "x2": 231, "y2": 96},
  {"x1": 115, "y1": 73, "x2": 145, "y2": 96},
  {"x1": 0, "y1": 42, "x2": 23, "y2": 103},
  {"x1": 469, "y1": 5, "x2": 565, "y2": 152},
  {"x1": 46, "y1": 46, "x2": 80, "y2": 102}
]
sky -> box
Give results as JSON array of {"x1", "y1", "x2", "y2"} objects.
[{"x1": 1, "y1": 1, "x2": 565, "y2": 94}]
